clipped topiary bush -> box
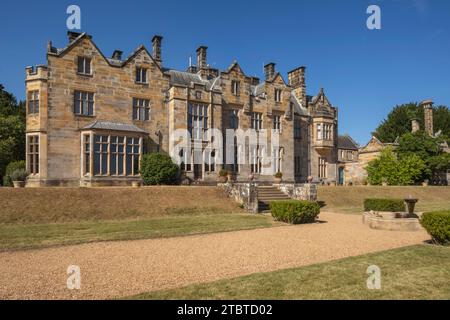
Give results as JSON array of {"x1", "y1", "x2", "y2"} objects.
[
  {"x1": 420, "y1": 211, "x2": 450, "y2": 245},
  {"x1": 270, "y1": 200, "x2": 320, "y2": 224},
  {"x1": 364, "y1": 198, "x2": 405, "y2": 212},
  {"x1": 3, "y1": 160, "x2": 26, "y2": 187},
  {"x1": 140, "y1": 153, "x2": 179, "y2": 185}
]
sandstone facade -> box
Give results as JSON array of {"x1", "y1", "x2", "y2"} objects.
[{"x1": 25, "y1": 31, "x2": 342, "y2": 187}]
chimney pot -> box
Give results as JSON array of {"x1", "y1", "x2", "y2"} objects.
[{"x1": 112, "y1": 50, "x2": 123, "y2": 60}]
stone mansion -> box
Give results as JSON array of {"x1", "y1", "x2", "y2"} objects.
[{"x1": 25, "y1": 31, "x2": 346, "y2": 187}]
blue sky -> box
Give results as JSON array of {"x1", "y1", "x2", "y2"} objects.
[{"x1": 0, "y1": 0, "x2": 449, "y2": 144}]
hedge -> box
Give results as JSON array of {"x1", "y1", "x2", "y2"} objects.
[
  {"x1": 3, "y1": 160, "x2": 26, "y2": 187},
  {"x1": 364, "y1": 198, "x2": 405, "y2": 212},
  {"x1": 270, "y1": 200, "x2": 320, "y2": 224},
  {"x1": 420, "y1": 211, "x2": 450, "y2": 245}
]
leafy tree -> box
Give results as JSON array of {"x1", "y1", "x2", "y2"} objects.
[
  {"x1": 396, "y1": 131, "x2": 450, "y2": 181},
  {"x1": 366, "y1": 147, "x2": 425, "y2": 185},
  {"x1": 140, "y1": 153, "x2": 179, "y2": 185},
  {"x1": 373, "y1": 102, "x2": 450, "y2": 143},
  {"x1": 0, "y1": 85, "x2": 26, "y2": 180}
]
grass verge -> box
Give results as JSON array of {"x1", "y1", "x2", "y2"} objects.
[
  {"x1": 130, "y1": 245, "x2": 450, "y2": 300},
  {"x1": 0, "y1": 214, "x2": 274, "y2": 251}
]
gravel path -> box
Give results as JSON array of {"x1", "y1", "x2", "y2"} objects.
[{"x1": 0, "y1": 212, "x2": 429, "y2": 300}]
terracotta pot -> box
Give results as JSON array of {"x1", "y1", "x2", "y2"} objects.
[
  {"x1": 274, "y1": 177, "x2": 282, "y2": 184},
  {"x1": 13, "y1": 181, "x2": 25, "y2": 188},
  {"x1": 227, "y1": 174, "x2": 233, "y2": 183},
  {"x1": 218, "y1": 176, "x2": 228, "y2": 183}
]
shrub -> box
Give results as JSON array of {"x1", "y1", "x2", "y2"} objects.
[
  {"x1": 274, "y1": 172, "x2": 283, "y2": 179},
  {"x1": 9, "y1": 168, "x2": 28, "y2": 182},
  {"x1": 219, "y1": 169, "x2": 228, "y2": 177},
  {"x1": 3, "y1": 160, "x2": 26, "y2": 186},
  {"x1": 140, "y1": 153, "x2": 179, "y2": 185},
  {"x1": 420, "y1": 211, "x2": 450, "y2": 245},
  {"x1": 270, "y1": 200, "x2": 320, "y2": 224},
  {"x1": 364, "y1": 198, "x2": 405, "y2": 212}
]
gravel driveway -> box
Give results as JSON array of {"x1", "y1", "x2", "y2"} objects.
[{"x1": 0, "y1": 212, "x2": 429, "y2": 300}]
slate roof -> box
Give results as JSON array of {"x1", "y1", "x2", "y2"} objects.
[
  {"x1": 164, "y1": 69, "x2": 220, "y2": 91},
  {"x1": 81, "y1": 121, "x2": 148, "y2": 133},
  {"x1": 290, "y1": 92, "x2": 309, "y2": 116},
  {"x1": 338, "y1": 135, "x2": 359, "y2": 150}
]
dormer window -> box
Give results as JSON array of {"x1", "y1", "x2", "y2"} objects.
[
  {"x1": 136, "y1": 67, "x2": 148, "y2": 84},
  {"x1": 231, "y1": 80, "x2": 240, "y2": 95},
  {"x1": 77, "y1": 57, "x2": 91, "y2": 75}
]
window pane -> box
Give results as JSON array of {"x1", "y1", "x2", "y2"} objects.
[
  {"x1": 94, "y1": 153, "x2": 100, "y2": 175},
  {"x1": 118, "y1": 154, "x2": 124, "y2": 175}
]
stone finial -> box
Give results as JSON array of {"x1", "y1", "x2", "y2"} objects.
[
  {"x1": 112, "y1": 50, "x2": 123, "y2": 60},
  {"x1": 411, "y1": 119, "x2": 420, "y2": 133}
]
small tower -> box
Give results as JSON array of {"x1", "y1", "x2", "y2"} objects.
[{"x1": 420, "y1": 100, "x2": 434, "y2": 136}]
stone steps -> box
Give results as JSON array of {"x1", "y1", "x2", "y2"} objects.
[{"x1": 257, "y1": 186, "x2": 291, "y2": 213}]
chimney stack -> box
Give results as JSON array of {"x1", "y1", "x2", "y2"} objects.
[
  {"x1": 288, "y1": 66, "x2": 307, "y2": 106},
  {"x1": 112, "y1": 50, "x2": 123, "y2": 60},
  {"x1": 420, "y1": 99, "x2": 434, "y2": 136},
  {"x1": 264, "y1": 63, "x2": 276, "y2": 81},
  {"x1": 152, "y1": 35, "x2": 163, "y2": 64},
  {"x1": 197, "y1": 46, "x2": 208, "y2": 69}
]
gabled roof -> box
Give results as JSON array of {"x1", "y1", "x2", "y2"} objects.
[
  {"x1": 81, "y1": 121, "x2": 148, "y2": 133},
  {"x1": 48, "y1": 32, "x2": 164, "y2": 73},
  {"x1": 223, "y1": 61, "x2": 246, "y2": 75},
  {"x1": 338, "y1": 135, "x2": 359, "y2": 150}
]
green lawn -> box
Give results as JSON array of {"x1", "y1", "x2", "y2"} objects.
[
  {"x1": 0, "y1": 214, "x2": 274, "y2": 251},
  {"x1": 131, "y1": 245, "x2": 450, "y2": 300},
  {"x1": 318, "y1": 186, "x2": 450, "y2": 214}
]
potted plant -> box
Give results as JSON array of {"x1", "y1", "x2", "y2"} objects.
[
  {"x1": 218, "y1": 169, "x2": 228, "y2": 183},
  {"x1": 10, "y1": 169, "x2": 28, "y2": 188},
  {"x1": 274, "y1": 172, "x2": 283, "y2": 184}
]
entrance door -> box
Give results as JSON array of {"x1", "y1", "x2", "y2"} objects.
[
  {"x1": 338, "y1": 167, "x2": 345, "y2": 185},
  {"x1": 194, "y1": 164, "x2": 202, "y2": 180}
]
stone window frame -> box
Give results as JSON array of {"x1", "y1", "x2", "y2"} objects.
[
  {"x1": 250, "y1": 145, "x2": 263, "y2": 174},
  {"x1": 132, "y1": 98, "x2": 150, "y2": 121},
  {"x1": 318, "y1": 157, "x2": 327, "y2": 179},
  {"x1": 27, "y1": 90, "x2": 40, "y2": 115},
  {"x1": 135, "y1": 67, "x2": 148, "y2": 84},
  {"x1": 231, "y1": 80, "x2": 240, "y2": 96},
  {"x1": 274, "y1": 88, "x2": 282, "y2": 103},
  {"x1": 77, "y1": 56, "x2": 92, "y2": 76},
  {"x1": 80, "y1": 131, "x2": 143, "y2": 178},
  {"x1": 26, "y1": 133, "x2": 40, "y2": 175},
  {"x1": 250, "y1": 112, "x2": 263, "y2": 131},
  {"x1": 273, "y1": 115, "x2": 282, "y2": 133},
  {"x1": 74, "y1": 90, "x2": 95, "y2": 117},
  {"x1": 204, "y1": 148, "x2": 216, "y2": 173},
  {"x1": 179, "y1": 148, "x2": 192, "y2": 172},
  {"x1": 188, "y1": 103, "x2": 209, "y2": 141}
]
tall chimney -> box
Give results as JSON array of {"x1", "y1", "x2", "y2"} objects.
[
  {"x1": 152, "y1": 35, "x2": 163, "y2": 64},
  {"x1": 264, "y1": 63, "x2": 276, "y2": 81},
  {"x1": 288, "y1": 66, "x2": 306, "y2": 106},
  {"x1": 420, "y1": 99, "x2": 434, "y2": 136},
  {"x1": 197, "y1": 46, "x2": 208, "y2": 69}
]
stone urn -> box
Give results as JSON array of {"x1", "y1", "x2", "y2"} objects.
[
  {"x1": 13, "y1": 181, "x2": 25, "y2": 188},
  {"x1": 404, "y1": 197, "x2": 419, "y2": 216},
  {"x1": 227, "y1": 172, "x2": 234, "y2": 183},
  {"x1": 218, "y1": 176, "x2": 228, "y2": 183},
  {"x1": 248, "y1": 174, "x2": 255, "y2": 182},
  {"x1": 307, "y1": 176, "x2": 313, "y2": 183}
]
